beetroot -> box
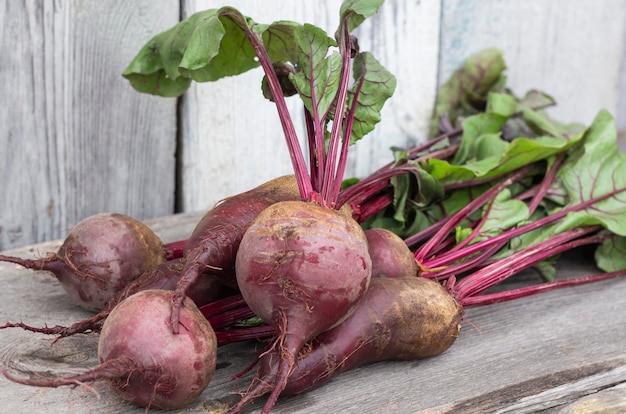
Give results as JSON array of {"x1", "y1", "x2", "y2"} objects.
[
  {"x1": 365, "y1": 228, "x2": 417, "y2": 278},
  {"x1": 234, "y1": 200, "x2": 372, "y2": 413},
  {"x1": 170, "y1": 175, "x2": 301, "y2": 333},
  {"x1": 227, "y1": 276, "x2": 461, "y2": 411},
  {"x1": 0, "y1": 213, "x2": 166, "y2": 311},
  {"x1": 3, "y1": 289, "x2": 218, "y2": 410}
]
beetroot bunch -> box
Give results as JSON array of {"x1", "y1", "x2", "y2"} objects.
[{"x1": 3, "y1": 0, "x2": 626, "y2": 413}]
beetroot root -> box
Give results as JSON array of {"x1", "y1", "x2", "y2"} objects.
[
  {"x1": 170, "y1": 175, "x2": 301, "y2": 333},
  {"x1": 365, "y1": 228, "x2": 417, "y2": 278},
  {"x1": 0, "y1": 213, "x2": 166, "y2": 311},
  {"x1": 4, "y1": 289, "x2": 218, "y2": 410},
  {"x1": 234, "y1": 200, "x2": 372, "y2": 413},
  {"x1": 228, "y1": 276, "x2": 461, "y2": 412}
]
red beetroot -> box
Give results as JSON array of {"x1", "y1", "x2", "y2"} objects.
[
  {"x1": 234, "y1": 200, "x2": 372, "y2": 413},
  {"x1": 227, "y1": 276, "x2": 461, "y2": 412},
  {"x1": 0, "y1": 213, "x2": 166, "y2": 311},
  {"x1": 3, "y1": 289, "x2": 218, "y2": 410},
  {"x1": 365, "y1": 228, "x2": 417, "y2": 278},
  {"x1": 170, "y1": 175, "x2": 301, "y2": 333}
]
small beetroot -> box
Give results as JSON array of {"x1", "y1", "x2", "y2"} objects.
[
  {"x1": 4, "y1": 289, "x2": 218, "y2": 410},
  {"x1": 0, "y1": 213, "x2": 166, "y2": 311}
]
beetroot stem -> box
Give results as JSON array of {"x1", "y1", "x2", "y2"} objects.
[
  {"x1": 199, "y1": 294, "x2": 247, "y2": 319},
  {"x1": 207, "y1": 306, "x2": 256, "y2": 331},
  {"x1": 215, "y1": 325, "x2": 275, "y2": 346},
  {"x1": 459, "y1": 269, "x2": 626, "y2": 307},
  {"x1": 304, "y1": 109, "x2": 321, "y2": 192},
  {"x1": 424, "y1": 186, "x2": 626, "y2": 270},
  {"x1": 527, "y1": 153, "x2": 564, "y2": 216},
  {"x1": 330, "y1": 70, "x2": 365, "y2": 201},
  {"x1": 414, "y1": 165, "x2": 535, "y2": 262},
  {"x1": 453, "y1": 226, "x2": 606, "y2": 299},
  {"x1": 220, "y1": 9, "x2": 312, "y2": 201},
  {"x1": 163, "y1": 239, "x2": 186, "y2": 260},
  {"x1": 320, "y1": 21, "x2": 352, "y2": 203}
]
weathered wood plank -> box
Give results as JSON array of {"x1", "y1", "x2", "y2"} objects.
[
  {"x1": 0, "y1": 213, "x2": 624, "y2": 413},
  {"x1": 0, "y1": 0, "x2": 179, "y2": 251},
  {"x1": 619, "y1": 12, "x2": 626, "y2": 131},
  {"x1": 178, "y1": 0, "x2": 442, "y2": 212},
  {"x1": 439, "y1": 0, "x2": 626, "y2": 126}
]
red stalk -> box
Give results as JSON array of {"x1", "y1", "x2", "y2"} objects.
[
  {"x1": 320, "y1": 22, "x2": 353, "y2": 203},
  {"x1": 423, "y1": 186, "x2": 626, "y2": 270},
  {"x1": 453, "y1": 227, "x2": 605, "y2": 299},
  {"x1": 215, "y1": 325, "x2": 275, "y2": 346},
  {"x1": 220, "y1": 10, "x2": 312, "y2": 201},
  {"x1": 207, "y1": 306, "x2": 257, "y2": 331},
  {"x1": 199, "y1": 294, "x2": 247, "y2": 320},
  {"x1": 414, "y1": 165, "x2": 535, "y2": 263},
  {"x1": 164, "y1": 239, "x2": 186, "y2": 260},
  {"x1": 527, "y1": 153, "x2": 565, "y2": 216},
  {"x1": 459, "y1": 269, "x2": 626, "y2": 308}
]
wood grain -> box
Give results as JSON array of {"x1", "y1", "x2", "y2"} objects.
[
  {"x1": 0, "y1": 0, "x2": 178, "y2": 251},
  {"x1": 0, "y1": 213, "x2": 624, "y2": 413}
]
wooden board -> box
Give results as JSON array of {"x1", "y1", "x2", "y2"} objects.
[
  {"x1": 0, "y1": 212, "x2": 624, "y2": 413},
  {"x1": 0, "y1": 0, "x2": 178, "y2": 251}
]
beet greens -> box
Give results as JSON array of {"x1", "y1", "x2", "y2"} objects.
[{"x1": 357, "y1": 49, "x2": 626, "y2": 295}]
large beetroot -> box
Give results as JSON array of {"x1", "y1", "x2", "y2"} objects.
[
  {"x1": 227, "y1": 276, "x2": 461, "y2": 411},
  {"x1": 123, "y1": 3, "x2": 395, "y2": 413},
  {"x1": 235, "y1": 200, "x2": 371, "y2": 411},
  {"x1": 169, "y1": 175, "x2": 301, "y2": 333}
]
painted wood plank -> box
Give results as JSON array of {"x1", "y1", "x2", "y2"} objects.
[
  {"x1": 439, "y1": 0, "x2": 626, "y2": 127},
  {"x1": 0, "y1": 0, "x2": 179, "y2": 251},
  {"x1": 178, "y1": 0, "x2": 442, "y2": 213},
  {"x1": 0, "y1": 212, "x2": 624, "y2": 413}
]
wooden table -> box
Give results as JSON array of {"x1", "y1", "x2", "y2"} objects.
[{"x1": 1, "y1": 212, "x2": 625, "y2": 413}]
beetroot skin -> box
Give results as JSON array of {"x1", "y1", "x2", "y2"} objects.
[
  {"x1": 4, "y1": 289, "x2": 218, "y2": 410},
  {"x1": 228, "y1": 277, "x2": 462, "y2": 412},
  {"x1": 365, "y1": 228, "x2": 417, "y2": 278},
  {"x1": 0, "y1": 213, "x2": 166, "y2": 311},
  {"x1": 97, "y1": 290, "x2": 217, "y2": 408},
  {"x1": 233, "y1": 200, "x2": 372, "y2": 413},
  {"x1": 169, "y1": 175, "x2": 301, "y2": 333}
]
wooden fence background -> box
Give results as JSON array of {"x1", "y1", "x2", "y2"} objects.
[{"x1": 1, "y1": 0, "x2": 625, "y2": 250}]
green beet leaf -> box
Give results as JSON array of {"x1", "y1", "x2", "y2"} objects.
[
  {"x1": 290, "y1": 24, "x2": 341, "y2": 121},
  {"x1": 431, "y1": 48, "x2": 507, "y2": 135},
  {"x1": 123, "y1": 8, "x2": 300, "y2": 97},
  {"x1": 554, "y1": 110, "x2": 626, "y2": 236},
  {"x1": 595, "y1": 235, "x2": 626, "y2": 272},
  {"x1": 347, "y1": 52, "x2": 396, "y2": 143},
  {"x1": 339, "y1": 0, "x2": 385, "y2": 34}
]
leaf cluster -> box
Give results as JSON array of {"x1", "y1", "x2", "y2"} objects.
[{"x1": 362, "y1": 49, "x2": 626, "y2": 278}]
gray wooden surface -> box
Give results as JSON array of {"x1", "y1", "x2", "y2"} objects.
[
  {"x1": 0, "y1": 212, "x2": 624, "y2": 414},
  {"x1": 2, "y1": 0, "x2": 626, "y2": 251},
  {"x1": 0, "y1": 0, "x2": 178, "y2": 250}
]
